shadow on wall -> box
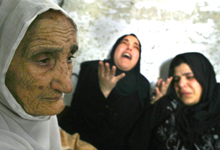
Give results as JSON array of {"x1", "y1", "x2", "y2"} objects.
[
  {"x1": 159, "y1": 58, "x2": 172, "y2": 81},
  {"x1": 159, "y1": 58, "x2": 173, "y2": 94},
  {"x1": 150, "y1": 58, "x2": 173, "y2": 98}
]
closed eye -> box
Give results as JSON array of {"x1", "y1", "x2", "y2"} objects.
[
  {"x1": 39, "y1": 58, "x2": 50, "y2": 64},
  {"x1": 121, "y1": 41, "x2": 128, "y2": 45},
  {"x1": 33, "y1": 52, "x2": 56, "y2": 69},
  {"x1": 186, "y1": 76, "x2": 195, "y2": 80},
  {"x1": 67, "y1": 55, "x2": 75, "y2": 63},
  {"x1": 134, "y1": 45, "x2": 140, "y2": 51},
  {"x1": 173, "y1": 76, "x2": 180, "y2": 82}
]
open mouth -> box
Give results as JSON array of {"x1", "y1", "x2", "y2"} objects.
[{"x1": 122, "y1": 53, "x2": 131, "y2": 59}]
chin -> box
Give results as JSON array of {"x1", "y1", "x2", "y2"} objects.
[
  {"x1": 118, "y1": 66, "x2": 130, "y2": 71},
  {"x1": 27, "y1": 100, "x2": 65, "y2": 116},
  {"x1": 46, "y1": 102, "x2": 65, "y2": 116},
  {"x1": 182, "y1": 100, "x2": 198, "y2": 106}
]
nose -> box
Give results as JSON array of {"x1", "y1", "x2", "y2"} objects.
[
  {"x1": 50, "y1": 61, "x2": 73, "y2": 93},
  {"x1": 127, "y1": 43, "x2": 133, "y2": 51},
  {"x1": 178, "y1": 77, "x2": 186, "y2": 88}
]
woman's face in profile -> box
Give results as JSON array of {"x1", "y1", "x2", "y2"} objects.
[
  {"x1": 113, "y1": 35, "x2": 140, "y2": 71},
  {"x1": 173, "y1": 63, "x2": 202, "y2": 106},
  {"x1": 5, "y1": 16, "x2": 78, "y2": 116}
]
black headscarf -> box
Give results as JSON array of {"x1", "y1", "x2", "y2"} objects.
[
  {"x1": 168, "y1": 52, "x2": 220, "y2": 146},
  {"x1": 103, "y1": 33, "x2": 148, "y2": 106}
]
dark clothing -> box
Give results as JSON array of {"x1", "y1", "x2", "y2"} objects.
[
  {"x1": 59, "y1": 60, "x2": 151, "y2": 150},
  {"x1": 168, "y1": 52, "x2": 220, "y2": 146},
  {"x1": 148, "y1": 92, "x2": 220, "y2": 150},
  {"x1": 129, "y1": 52, "x2": 220, "y2": 150}
]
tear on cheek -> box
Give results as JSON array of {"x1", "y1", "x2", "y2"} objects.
[{"x1": 38, "y1": 86, "x2": 44, "y2": 90}]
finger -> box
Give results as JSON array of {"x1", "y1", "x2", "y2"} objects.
[
  {"x1": 155, "y1": 87, "x2": 161, "y2": 95},
  {"x1": 156, "y1": 78, "x2": 163, "y2": 87},
  {"x1": 152, "y1": 87, "x2": 162, "y2": 102},
  {"x1": 98, "y1": 61, "x2": 104, "y2": 77},
  {"x1": 161, "y1": 77, "x2": 173, "y2": 94},
  {"x1": 167, "y1": 76, "x2": 173, "y2": 84},
  {"x1": 164, "y1": 76, "x2": 173, "y2": 88},
  {"x1": 160, "y1": 81, "x2": 166, "y2": 94},
  {"x1": 115, "y1": 73, "x2": 126, "y2": 82},
  {"x1": 104, "y1": 63, "x2": 110, "y2": 77},
  {"x1": 110, "y1": 65, "x2": 116, "y2": 77}
]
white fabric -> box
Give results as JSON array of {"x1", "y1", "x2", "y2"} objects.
[{"x1": 0, "y1": 0, "x2": 75, "y2": 149}]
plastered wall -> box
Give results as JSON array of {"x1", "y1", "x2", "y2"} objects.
[{"x1": 61, "y1": 0, "x2": 220, "y2": 105}]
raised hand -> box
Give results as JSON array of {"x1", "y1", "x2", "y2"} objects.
[
  {"x1": 151, "y1": 76, "x2": 173, "y2": 104},
  {"x1": 98, "y1": 61, "x2": 125, "y2": 98}
]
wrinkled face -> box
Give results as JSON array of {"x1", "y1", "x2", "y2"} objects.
[
  {"x1": 114, "y1": 35, "x2": 140, "y2": 71},
  {"x1": 5, "y1": 16, "x2": 78, "y2": 116},
  {"x1": 173, "y1": 63, "x2": 202, "y2": 106}
]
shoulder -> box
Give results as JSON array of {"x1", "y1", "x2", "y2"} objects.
[
  {"x1": 0, "y1": 129, "x2": 33, "y2": 150},
  {"x1": 79, "y1": 60, "x2": 101, "y2": 72},
  {"x1": 138, "y1": 74, "x2": 150, "y2": 87},
  {"x1": 81, "y1": 60, "x2": 100, "y2": 68},
  {"x1": 153, "y1": 95, "x2": 177, "y2": 111},
  {"x1": 150, "y1": 95, "x2": 177, "y2": 125},
  {"x1": 80, "y1": 59, "x2": 111, "y2": 71},
  {"x1": 78, "y1": 60, "x2": 101, "y2": 79}
]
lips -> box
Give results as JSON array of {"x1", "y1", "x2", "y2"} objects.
[
  {"x1": 122, "y1": 52, "x2": 131, "y2": 59},
  {"x1": 44, "y1": 96, "x2": 62, "y2": 101},
  {"x1": 180, "y1": 91, "x2": 191, "y2": 97}
]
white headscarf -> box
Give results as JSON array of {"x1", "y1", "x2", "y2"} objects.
[{"x1": 0, "y1": 0, "x2": 76, "y2": 149}]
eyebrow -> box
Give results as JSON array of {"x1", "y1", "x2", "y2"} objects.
[
  {"x1": 29, "y1": 46, "x2": 62, "y2": 56},
  {"x1": 30, "y1": 44, "x2": 78, "y2": 56},
  {"x1": 173, "y1": 72, "x2": 194, "y2": 77},
  {"x1": 122, "y1": 39, "x2": 139, "y2": 47},
  {"x1": 70, "y1": 44, "x2": 78, "y2": 54}
]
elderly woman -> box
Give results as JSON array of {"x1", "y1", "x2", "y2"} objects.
[
  {"x1": 0, "y1": 0, "x2": 96, "y2": 149},
  {"x1": 134, "y1": 52, "x2": 220, "y2": 150}
]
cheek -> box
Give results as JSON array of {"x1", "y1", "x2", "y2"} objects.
[
  {"x1": 68, "y1": 64, "x2": 73, "y2": 76},
  {"x1": 8, "y1": 68, "x2": 42, "y2": 107},
  {"x1": 133, "y1": 52, "x2": 140, "y2": 63},
  {"x1": 114, "y1": 50, "x2": 120, "y2": 60},
  {"x1": 114, "y1": 47, "x2": 124, "y2": 57},
  {"x1": 174, "y1": 84, "x2": 180, "y2": 96},
  {"x1": 18, "y1": 72, "x2": 41, "y2": 96},
  {"x1": 195, "y1": 83, "x2": 203, "y2": 98},
  {"x1": 18, "y1": 67, "x2": 51, "y2": 101},
  {"x1": 10, "y1": 65, "x2": 35, "y2": 90}
]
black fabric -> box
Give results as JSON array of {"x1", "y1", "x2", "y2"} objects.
[
  {"x1": 169, "y1": 52, "x2": 219, "y2": 146},
  {"x1": 145, "y1": 52, "x2": 220, "y2": 149},
  {"x1": 107, "y1": 33, "x2": 147, "y2": 104},
  {"x1": 59, "y1": 34, "x2": 151, "y2": 150},
  {"x1": 126, "y1": 95, "x2": 172, "y2": 150}
]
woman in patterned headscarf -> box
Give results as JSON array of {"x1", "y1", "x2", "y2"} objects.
[{"x1": 138, "y1": 52, "x2": 220, "y2": 150}]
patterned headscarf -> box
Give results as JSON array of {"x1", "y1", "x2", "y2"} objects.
[{"x1": 169, "y1": 52, "x2": 220, "y2": 146}]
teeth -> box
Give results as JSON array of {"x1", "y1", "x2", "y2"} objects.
[{"x1": 123, "y1": 53, "x2": 131, "y2": 59}]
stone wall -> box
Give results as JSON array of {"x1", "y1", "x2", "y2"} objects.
[{"x1": 61, "y1": 0, "x2": 220, "y2": 105}]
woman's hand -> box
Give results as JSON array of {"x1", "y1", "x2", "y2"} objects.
[
  {"x1": 98, "y1": 61, "x2": 125, "y2": 98},
  {"x1": 151, "y1": 76, "x2": 173, "y2": 104}
]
